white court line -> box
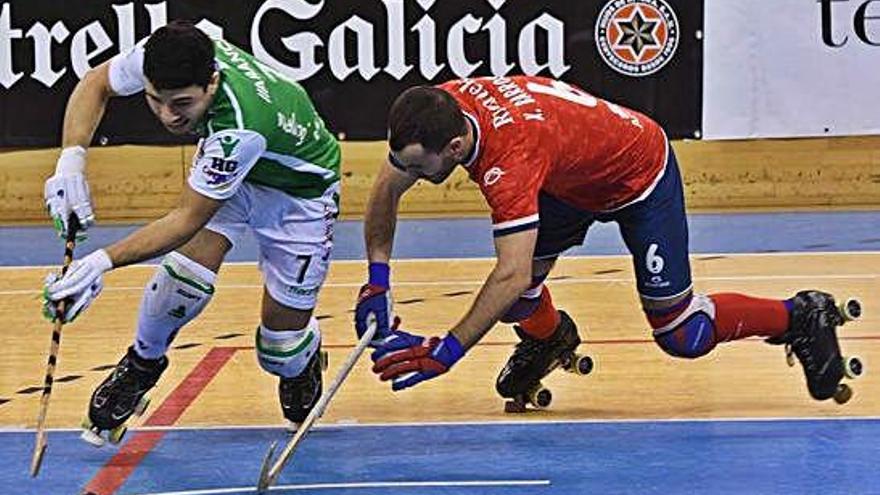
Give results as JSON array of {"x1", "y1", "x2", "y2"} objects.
[
  {"x1": 1, "y1": 250, "x2": 878, "y2": 270},
  {"x1": 3, "y1": 414, "x2": 880, "y2": 434},
  {"x1": 135, "y1": 480, "x2": 551, "y2": 495},
  {"x1": 3, "y1": 273, "x2": 879, "y2": 296}
]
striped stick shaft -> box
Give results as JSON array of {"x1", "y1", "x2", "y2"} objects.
[{"x1": 31, "y1": 220, "x2": 79, "y2": 476}]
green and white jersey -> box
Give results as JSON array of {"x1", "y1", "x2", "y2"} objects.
[{"x1": 107, "y1": 37, "x2": 340, "y2": 201}]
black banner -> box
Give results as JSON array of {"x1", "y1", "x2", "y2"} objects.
[{"x1": 0, "y1": 0, "x2": 703, "y2": 147}]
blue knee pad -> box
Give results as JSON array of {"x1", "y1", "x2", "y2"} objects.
[
  {"x1": 654, "y1": 312, "x2": 717, "y2": 358},
  {"x1": 650, "y1": 294, "x2": 718, "y2": 359},
  {"x1": 500, "y1": 273, "x2": 549, "y2": 323}
]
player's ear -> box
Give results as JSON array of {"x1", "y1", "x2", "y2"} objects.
[
  {"x1": 206, "y1": 71, "x2": 220, "y2": 96},
  {"x1": 446, "y1": 136, "x2": 466, "y2": 160}
]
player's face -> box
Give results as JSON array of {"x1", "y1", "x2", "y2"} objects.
[
  {"x1": 144, "y1": 76, "x2": 218, "y2": 135},
  {"x1": 393, "y1": 143, "x2": 459, "y2": 184}
]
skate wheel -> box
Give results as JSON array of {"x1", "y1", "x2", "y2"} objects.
[
  {"x1": 504, "y1": 399, "x2": 527, "y2": 413},
  {"x1": 844, "y1": 356, "x2": 864, "y2": 379},
  {"x1": 108, "y1": 426, "x2": 127, "y2": 444},
  {"x1": 320, "y1": 350, "x2": 329, "y2": 372},
  {"x1": 528, "y1": 385, "x2": 552, "y2": 409},
  {"x1": 80, "y1": 426, "x2": 106, "y2": 448},
  {"x1": 571, "y1": 355, "x2": 594, "y2": 376},
  {"x1": 833, "y1": 383, "x2": 853, "y2": 405},
  {"x1": 839, "y1": 298, "x2": 862, "y2": 322},
  {"x1": 134, "y1": 396, "x2": 151, "y2": 417}
]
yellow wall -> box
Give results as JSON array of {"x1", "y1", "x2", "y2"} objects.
[{"x1": 2, "y1": 136, "x2": 878, "y2": 225}]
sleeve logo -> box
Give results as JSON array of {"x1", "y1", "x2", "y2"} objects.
[
  {"x1": 203, "y1": 157, "x2": 240, "y2": 186},
  {"x1": 219, "y1": 135, "x2": 241, "y2": 158}
]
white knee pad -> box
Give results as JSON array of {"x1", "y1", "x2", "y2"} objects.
[
  {"x1": 256, "y1": 317, "x2": 321, "y2": 378},
  {"x1": 134, "y1": 252, "x2": 216, "y2": 359}
]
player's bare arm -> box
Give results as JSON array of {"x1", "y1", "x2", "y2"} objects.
[
  {"x1": 44, "y1": 61, "x2": 121, "y2": 239},
  {"x1": 61, "y1": 61, "x2": 116, "y2": 149},
  {"x1": 355, "y1": 158, "x2": 418, "y2": 342},
  {"x1": 449, "y1": 228, "x2": 538, "y2": 349},
  {"x1": 363, "y1": 158, "x2": 418, "y2": 264},
  {"x1": 105, "y1": 185, "x2": 222, "y2": 268}
]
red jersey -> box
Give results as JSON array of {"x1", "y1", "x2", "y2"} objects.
[{"x1": 438, "y1": 76, "x2": 667, "y2": 237}]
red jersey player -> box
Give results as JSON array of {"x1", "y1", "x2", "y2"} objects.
[{"x1": 354, "y1": 75, "x2": 861, "y2": 406}]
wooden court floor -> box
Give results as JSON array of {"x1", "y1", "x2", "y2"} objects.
[{"x1": 1, "y1": 253, "x2": 878, "y2": 430}]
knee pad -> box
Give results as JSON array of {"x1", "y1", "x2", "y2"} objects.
[
  {"x1": 256, "y1": 317, "x2": 321, "y2": 378},
  {"x1": 648, "y1": 294, "x2": 718, "y2": 359},
  {"x1": 135, "y1": 251, "x2": 216, "y2": 359},
  {"x1": 500, "y1": 273, "x2": 548, "y2": 323}
]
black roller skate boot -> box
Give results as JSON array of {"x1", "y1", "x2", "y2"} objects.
[
  {"x1": 767, "y1": 290, "x2": 863, "y2": 404},
  {"x1": 81, "y1": 346, "x2": 167, "y2": 447},
  {"x1": 279, "y1": 348, "x2": 326, "y2": 430},
  {"x1": 496, "y1": 310, "x2": 593, "y2": 412}
]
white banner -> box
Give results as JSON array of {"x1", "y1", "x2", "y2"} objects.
[{"x1": 703, "y1": 0, "x2": 880, "y2": 139}]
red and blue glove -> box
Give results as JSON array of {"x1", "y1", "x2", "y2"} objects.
[
  {"x1": 371, "y1": 330, "x2": 465, "y2": 391},
  {"x1": 355, "y1": 262, "x2": 393, "y2": 344}
]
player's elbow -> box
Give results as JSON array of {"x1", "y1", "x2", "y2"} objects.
[{"x1": 80, "y1": 63, "x2": 114, "y2": 99}]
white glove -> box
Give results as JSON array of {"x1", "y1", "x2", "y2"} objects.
[
  {"x1": 43, "y1": 249, "x2": 113, "y2": 322},
  {"x1": 44, "y1": 146, "x2": 95, "y2": 239}
]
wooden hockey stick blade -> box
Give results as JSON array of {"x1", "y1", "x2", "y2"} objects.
[
  {"x1": 256, "y1": 440, "x2": 278, "y2": 493},
  {"x1": 30, "y1": 436, "x2": 46, "y2": 477}
]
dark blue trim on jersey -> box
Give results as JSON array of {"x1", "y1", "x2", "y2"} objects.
[
  {"x1": 492, "y1": 220, "x2": 540, "y2": 237},
  {"x1": 387, "y1": 152, "x2": 407, "y2": 172}
]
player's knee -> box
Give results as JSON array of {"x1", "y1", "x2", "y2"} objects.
[
  {"x1": 500, "y1": 297, "x2": 542, "y2": 323},
  {"x1": 500, "y1": 274, "x2": 549, "y2": 323},
  {"x1": 646, "y1": 294, "x2": 718, "y2": 359},
  {"x1": 136, "y1": 252, "x2": 216, "y2": 358},
  {"x1": 256, "y1": 317, "x2": 321, "y2": 378},
  {"x1": 145, "y1": 252, "x2": 216, "y2": 314}
]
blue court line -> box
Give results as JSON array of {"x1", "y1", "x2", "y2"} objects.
[
  {"x1": 2, "y1": 211, "x2": 879, "y2": 266},
  {"x1": 5, "y1": 419, "x2": 880, "y2": 495}
]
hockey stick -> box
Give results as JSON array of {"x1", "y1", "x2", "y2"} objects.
[
  {"x1": 30, "y1": 216, "x2": 80, "y2": 477},
  {"x1": 256, "y1": 319, "x2": 378, "y2": 493}
]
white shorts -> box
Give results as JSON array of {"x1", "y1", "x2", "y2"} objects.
[{"x1": 205, "y1": 181, "x2": 339, "y2": 310}]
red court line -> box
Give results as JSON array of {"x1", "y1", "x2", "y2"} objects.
[{"x1": 82, "y1": 347, "x2": 238, "y2": 495}]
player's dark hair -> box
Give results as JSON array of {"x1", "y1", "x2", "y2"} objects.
[
  {"x1": 144, "y1": 20, "x2": 215, "y2": 90},
  {"x1": 388, "y1": 86, "x2": 468, "y2": 153}
]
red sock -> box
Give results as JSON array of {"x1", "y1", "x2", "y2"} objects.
[
  {"x1": 519, "y1": 286, "x2": 560, "y2": 340},
  {"x1": 709, "y1": 293, "x2": 790, "y2": 341}
]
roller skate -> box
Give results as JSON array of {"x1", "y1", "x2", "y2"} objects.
[
  {"x1": 80, "y1": 346, "x2": 167, "y2": 447},
  {"x1": 496, "y1": 310, "x2": 594, "y2": 413},
  {"x1": 279, "y1": 349, "x2": 328, "y2": 431},
  {"x1": 767, "y1": 291, "x2": 864, "y2": 404}
]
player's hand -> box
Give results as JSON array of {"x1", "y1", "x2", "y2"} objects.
[
  {"x1": 44, "y1": 147, "x2": 95, "y2": 240},
  {"x1": 371, "y1": 330, "x2": 465, "y2": 391},
  {"x1": 354, "y1": 263, "x2": 393, "y2": 344},
  {"x1": 42, "y1": 249, "x2": 112, "y2": 322}
]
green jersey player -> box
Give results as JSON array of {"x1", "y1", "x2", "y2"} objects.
[{"x1": 42, "y1": 21, "x2": 340, "y2": 444}]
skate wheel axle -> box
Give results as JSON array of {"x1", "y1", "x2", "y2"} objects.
[{"x1": 839, "y1": 298, "x2": 862, "y2": 322}]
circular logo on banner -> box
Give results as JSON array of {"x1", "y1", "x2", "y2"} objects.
[{"x1": 595, "y1": 0, "x2": 680, "y2": 77}]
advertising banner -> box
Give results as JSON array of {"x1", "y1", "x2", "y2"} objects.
[{"x1": 0, "y1": 0, "x2": 702, "y2": 146}]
